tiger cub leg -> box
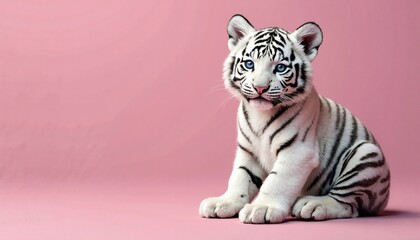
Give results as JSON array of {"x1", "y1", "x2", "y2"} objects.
[
  {"x1": 292, "y1": 142, "x2": 390, "y2": 220},
  {"x1": 199, "y1": 148, "x2": 266, "y2": 218}
]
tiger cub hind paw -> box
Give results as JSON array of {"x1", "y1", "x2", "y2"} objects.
[{"x1": 292, "y1": 195, "x2": 353, "y2": 221}]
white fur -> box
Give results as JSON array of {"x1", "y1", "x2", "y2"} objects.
[{"x1": 199, "y1": 15, "x2": 389, "y2": 224}]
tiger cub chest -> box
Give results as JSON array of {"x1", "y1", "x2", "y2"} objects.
[
  {"x1": 238, "y1": 98, "x2": 319, "y2": 173},
  {"x1": 251, "y1": 134, "x2": 277, "y2": 173},
  {"x1": 238, "y1": 104, "x2": 301, "y2": 172}
]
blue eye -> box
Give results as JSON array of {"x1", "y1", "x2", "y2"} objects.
[
  {"x1": 244, "y1": 60, "x2": 254, "y2": 69},
  {"x1": 276, "y1": 64, "x2": 287, "y2": 73}
]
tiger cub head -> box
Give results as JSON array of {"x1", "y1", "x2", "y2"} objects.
[{"x1": 223, "y1": 15, "x2": 323, "y2": 111}]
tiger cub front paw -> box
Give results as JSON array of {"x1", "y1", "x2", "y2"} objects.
[
  {"x1": 239, "y1": 202, "x2": 288, "y2": 224},
  {"x1": 199, "y1": 196, "x2": 247, "y2": 218}
]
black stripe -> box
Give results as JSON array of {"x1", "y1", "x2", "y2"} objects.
[
  {"x1": 229, "y1": 56, "x2": 236, "y2": 76},
  {"x1": 334, "y1": 102, "x2": 341, "y2": 130},
  {"x1": 276, "y1": 133, "x2": 298, "y2": 157},
  {"x1": 290, "y1": 50, "x2": 295, "y2": 61},
  {"x1": 272, "y1": 38, "x2": 285, "y2": 48},
  {"x1": 360, "y1": 152, "x2": 379, "y2": 161},
  {"x1": 238, "y1": 143, "x2": 255, "y2": 158},
  {"x1": 283, "y1": 72, "x2": 294, "y2": 81},
  {"x1": 380, "y1": 170, "x2": 390, "y2": 183},
  {"x1": 329, "y1": 190, "x2": 364, "y2": 197},
  {"x1": 239, "y1": 166, "x2": 262, "y2": 189},
  {"x1": 345, "y1": 159, "x2": 385, "y2": 180},
  {"x1": 233, "y1": 76, "x2": 244, "y2": 82},
  {"x1": 254, "y1": 37, "x2": 271, "y2": 45},
  {"x1": 269, "y1": 104, "x2": 304, "y2": 145},
  {"x1": 277, "y1": 33, "x2": 286, "y2": 44},
  {"x1": 300, "y1": 62, "x2": 307, "y2": 82},
  {"x1": 335, "y1": 171, "x2": 360, "y2": 186},
  {"x1": 284, "y1": 63, "x2": 299, "y2": 88},
  {"x1": 302, "y1": 114, "x2": 316, "y2": 142},
  {"x1": 332, "y1": 175, "x2": 380, "y2": 191},
  {"x1": 339, "y1": 141, "x2": 370, "y2": 176},
  {"x1": 358, "y1": 189, "x2": 377, "y2": 209},
  {"x1": 319, "y1": 97, "x2": 323, "y2": 112},
  {"x1": 371, "y1": 134, "x2": 378, "y2": 145},
  {"x1": 254, "y1": 30, "x2": 268, "y2": 39},
  {"x1": 355, "y1": 196, "x2": 364, "y2": 212},
  {"x1": 242, "y1": 104, "x2": 257, "y2": 135},
  {"x1": 323, "y1": 97, "x2": 332, "y2": 113},
  {"x1": 373, "y1": 195, "x2": 389, "y2": 213},
  {"x1": 235, "y1": 57, "x2": 241, "y2": 68},
  {"x1": 229, "y1": 81, "x2": 240, "y2": 90},
  {"x1": 349, "y1": 116, "x2": 359, "y2": 143},
  {"x1": 279, "y1": 80, "x2": 286, "y2": 88},
  {"x1": 241, "y1": 47, "x2": 247, "y2": 56},
  {"x1": 363, "y1": 125, "x2": 371, "y2": 141},
  {"x1": 261, "y1": 105, "x2": 292, "y2": 134},
  {"x1": 238, "y1": 121, "x2": 251, "y2": 144},
  {"x1": 379, "y1": 183, "x2": 390, "y2": 195}
]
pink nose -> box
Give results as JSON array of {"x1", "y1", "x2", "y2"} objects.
[{"x1": 253, "y1": 85, "x2": 269, "y2": 95}]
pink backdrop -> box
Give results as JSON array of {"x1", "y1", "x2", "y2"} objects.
[{"x1": 0, "y1": 0, "x2": 419, "y2": 239}]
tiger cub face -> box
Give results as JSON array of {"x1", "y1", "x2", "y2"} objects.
[{"x1": 223, "y1": 15, "x2": 323, "y2": 111}]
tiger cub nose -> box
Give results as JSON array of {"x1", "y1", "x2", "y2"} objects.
[{"x1": 253, "y1": 84, "x2": 269, "y2": 95}]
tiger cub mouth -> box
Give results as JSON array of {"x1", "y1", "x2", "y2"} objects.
[{"x1": 249, "y1": 97, "x2": 274, "y2": 111}]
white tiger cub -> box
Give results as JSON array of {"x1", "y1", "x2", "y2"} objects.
[{"x1": 199, "y1": 15, "x2": 390, "y2": 224}]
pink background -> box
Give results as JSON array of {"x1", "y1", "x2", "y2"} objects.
[{"x1": 0, "y1": 0, "x2": 419, "y2": 239}]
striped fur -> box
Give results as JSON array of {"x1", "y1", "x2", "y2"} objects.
[{"x1": 199, "y1": 15, "x2": 390, "y2": 224}]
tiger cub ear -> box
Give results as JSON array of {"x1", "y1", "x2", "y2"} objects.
[
  {"x1": 291, "y1": 22, "x2": 323, "y2": 61},
  {"x1": 227, "y1": 14, "x2": 255, "y2": 51}
]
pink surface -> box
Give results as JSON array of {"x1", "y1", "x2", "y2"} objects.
[{"x1": 0, "y1": 0, "x2": 419, "y2": 239}]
